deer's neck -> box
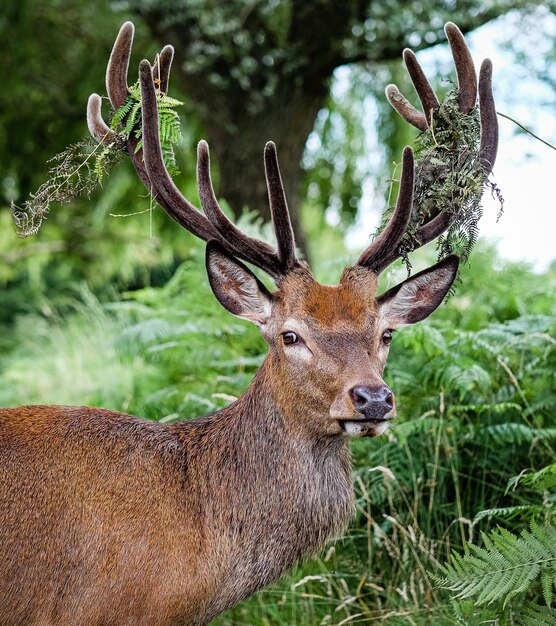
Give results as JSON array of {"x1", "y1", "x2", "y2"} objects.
[{"x1": 174, "y1": 359, "x2": 354, "y2": 614}]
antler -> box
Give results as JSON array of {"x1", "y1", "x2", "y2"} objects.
[
  {"x1": 87, "y1": 22, "x2": 300, "y2": 282},
  {"x1": 357, "y1": 22, "x2": 499, "y2": 274}
]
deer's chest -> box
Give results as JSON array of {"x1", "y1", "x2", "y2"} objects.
[{"x1": 210, "y1": 443, "x2": 354, "y2": 613}]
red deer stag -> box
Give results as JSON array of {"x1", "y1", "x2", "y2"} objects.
[{"x1": 0, "y1": 21, "x2": 497, "y2": 626}]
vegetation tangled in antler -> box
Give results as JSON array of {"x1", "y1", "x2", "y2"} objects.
[
  {"x1": 10, "y1": 138, "x2": 120, "y2": 237},
  {"x1": 409, "y1": 92, "x2": 502, "y2": 266},
  {"x1": 379, "y1": 22, "x2": 499, "y2": 277},
  {"x1": 10, "y1": 84, "x2": 182, "y2": 237},
  {"x1": 12, "y1": 21, "x2": 500, "y2": 288}
]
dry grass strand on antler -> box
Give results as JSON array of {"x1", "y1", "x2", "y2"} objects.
[{"x1": 10, "y1": 138, "x2": 123, "y2": 237}]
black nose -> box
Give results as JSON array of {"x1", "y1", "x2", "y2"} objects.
[{"x1": 349, "y1": 385, "x2": 394, "y2": 420}]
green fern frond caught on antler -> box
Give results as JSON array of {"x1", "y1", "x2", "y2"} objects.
[
  {"x1": 11, "y1": 138, "x2": 122, "y2": 237},
  {"x1": 108, "y1": 81, "x2": 183, "y2": 175},
  {"x1": 414, "y1": 91, "x2": 502, "y2": 263},
  {"x1": 382, "y1": 89, "x2": 503, "y2": 274},
  {"x1": 10, "y1": 81, "x2": 183, "y2": 237},
  {"x1": 381, "y1": 22, "x2": 501, "y2": 276}
]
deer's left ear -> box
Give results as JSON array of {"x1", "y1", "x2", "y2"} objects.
[
  {"x1": 377, "y1": 255, "x2": 459, "y2": 327},
  {"x1": 206, "y1": 241, "x2": 273, "y2": 326}
]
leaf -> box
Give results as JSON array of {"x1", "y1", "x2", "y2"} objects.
[
  {"x1": 541, "y1": 570, "x2": 554, "y2": 607},
  {"x1": 436, "y1": 520, "x2": 556, "y2": 607}
]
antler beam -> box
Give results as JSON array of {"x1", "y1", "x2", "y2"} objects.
[
  {"x1": 87, "y1": 22, "x2": 300, "y2": 283},
  {"x1": 359, "y1": 22, "x2": 499, "y2": 274},
  {"x1": 356, "y1": 147, "x2": 414, "y2": 272}
]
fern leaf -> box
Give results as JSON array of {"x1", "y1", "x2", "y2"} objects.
[
  {"x1": 436, "y1": 521, "x2": 556, "y2": 607},
  {"x1": 123, "y1": 100, "x2": 142, "y2": 138},
  {"x1": 517, "y1": 602, "x2": 556, "y2": 626},
  {"x1": 473, "y1": 505, "x2": 542, "y2": 524},
  {"x1": 159, "y1": 95, "x2": 184, "y2": 107},
  {"x1": 110, "y1": 96, "x2": 134, "y2": 129},
  {"x1": 512, "y1": 463, "x2": 556, "y2": 492},
  {"x1": 541, "y1": 570, "x2": 554, "y2": 607},
  {"x1": 481, "y1": 423, "x2": 556, "y2": 447}
]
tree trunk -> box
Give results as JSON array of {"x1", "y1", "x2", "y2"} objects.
[
  {"x1": 139, "y1": 1, "x2": 367, "y2": 261},
  {"x1": 200, "y1": 83, "x2": 328, "y2": 260}
]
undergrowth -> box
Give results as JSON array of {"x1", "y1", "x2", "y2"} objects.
[{"x1": 0, "y1": 243, "x2": 554, "y2": 624}]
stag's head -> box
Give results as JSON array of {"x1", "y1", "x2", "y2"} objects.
[
  {"x1": 204, "y1": 145, "x2": 459, "y2": 439},
  {"x1": 87, "y1": 22, "x2": 498, "y2": 439}
]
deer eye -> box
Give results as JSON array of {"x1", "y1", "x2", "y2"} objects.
[
  {"x1": 382, "y1": 330, "x2": 393, "y2": 346},
  {"x1": 282, "y1": 331, "x2": 299, "y2": 345}
]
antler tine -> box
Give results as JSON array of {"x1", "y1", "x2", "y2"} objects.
[
  {"x1": 152, "y1": 45, "x2": 174, "y2": 94},
  {"x1": 403, "y1": 49, "x2": 440, "y2": 126},
  {"x1": 86, "y1": 94, "x2": 120, "y2": 146},
  {"x1": 101, "y1": 20, "x2": 157, "y2": 194},
  {"x1": 106, "y1": 21, "x2": 134, "y2": 109},
  {"x1": 445, "y1": 22, "x2": 477, "y2": 114},
  {"x1": 387, "y1": 25, "x2": 479, "y2": 130},
  {"x1": 264, "y1": 142, "x2": 298, "y2": 270},
  {"x1": 385, "y1": 85, "x2": 428, "y2": 131},
  {"x1": 196, "y1": 140, "x2": 283, "y2": 278},
  {"x1": 478, "y1": 59, "x2": 498, "y2": 171},
  {"x1": 356, "y1": 147, "x2": 414, "y2": 272},
  {"x1": 138, "y1": 60, "x2": 220, "y2": 242}
]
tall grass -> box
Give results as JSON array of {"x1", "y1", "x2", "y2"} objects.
[{"x1": 0, "y1": 243, "x2": 554, "y2": 624}]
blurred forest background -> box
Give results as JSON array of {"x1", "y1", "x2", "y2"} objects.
[{"x1": 1, "y1": 1, "x2": 555, "y2": 624}]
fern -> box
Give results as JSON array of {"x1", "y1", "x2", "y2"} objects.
[
  {"x1": 480, "y1": 423, "x2": 556, "y2": 447},
  {"x1": 508, "y1": 463, "x2": 556, "y2": 493},
  {"x1": 11, "y1": 139, "x2": 123, "y2": 236},
  {"x1": 111, "y1": 81, "x2": 183, "y2": 176},
  {"x1": 12, "y1": 82, "x2": 184, "y2": 235},
  {"x1": 436, "y1": 519, "x2": 556, "y2": 608},
  {"x1": 472, "y1": 505, "x2": 545, "y2": 524},
  {"x1": 384, "y1": 90, "x2": 503, "y2": 271},
  {"x1": 518, "y1": 603, "x2": 556, "y2": 626}
]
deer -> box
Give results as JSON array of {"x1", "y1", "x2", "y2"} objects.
[{"x1": 0, "y1": 21, "x2": 497, "y2": 626}]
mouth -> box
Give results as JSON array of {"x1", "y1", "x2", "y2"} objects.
[{"x1": 338, "y1": 416, "x2": 394, "y2": 438}]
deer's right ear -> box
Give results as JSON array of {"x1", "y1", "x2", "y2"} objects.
[{"x1": 206, "y1": 241, "x2": 273, "y2": 325}]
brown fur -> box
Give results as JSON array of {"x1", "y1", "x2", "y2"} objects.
[
  {"x1": 0, "y1": 285, "x2": 357, "y2": 626},
  {"x1": 0, "y1": 393, "x2": 353, "y2": 626}
]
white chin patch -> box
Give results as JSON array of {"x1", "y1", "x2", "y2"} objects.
[
  {"x1": 342, "y1": 421, "x2": 367, "y2": 438},
  {"x1": 342, "y1": 420, "x2": 391, "y2": 439}
]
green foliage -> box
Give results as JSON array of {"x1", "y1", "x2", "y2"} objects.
[
  {"x1": 108, "y1": 81, "x2": 183, "y2": 176},
  {"x1": 380, "y1": 92, "x2": 503, "y2": 272},
  {"x1": 510, "y1": 463, "x2": 556, "y2": 493},
  {"x1": 413, "y1": 93, "x2": 492, "y2": 264},
  {"x1": 437, "y1": 520, "x2": 556, "y2": 610},
  {"x1": 0, "y1": 0, "x2": 141, "y2": 205},
  {"x1": 452, "y1": 598, "x2": 556, "y2": 626},
  {"x1": 11, "y1": 82, "x2": 183, "y2": 238},
  {"x1": 0, "y1": 244, "x2": 264, "y2": 417},
  {"x1": 302, "y1": 67, "x2": 372, "y2": 227},
  {"x1": 11, "y1": 139, "x2": 124, "y2": 237}
]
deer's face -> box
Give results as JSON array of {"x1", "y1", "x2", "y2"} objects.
[{"x1": 206, "y1": 243, "x2": 458, "y2": 439}]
